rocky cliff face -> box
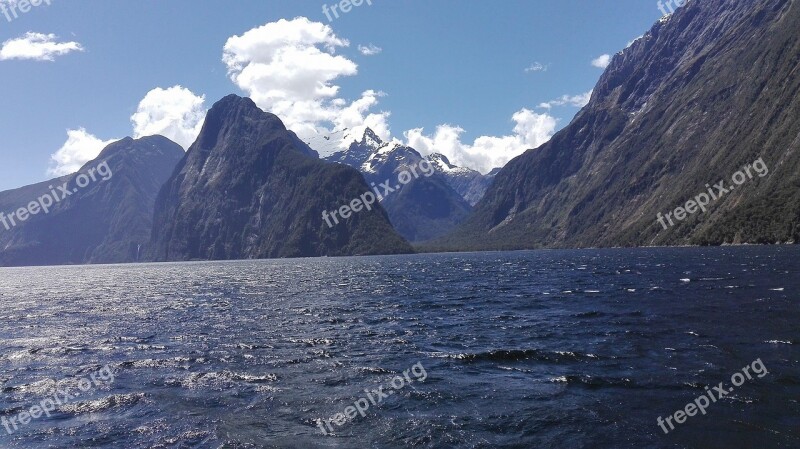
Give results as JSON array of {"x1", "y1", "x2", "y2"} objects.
[
  {"x1": 0, "y1": 136, "x2": 184, "y2": 266},
  {"x1": 324, "y1": 129, "x2": 472, "y2": 242},
  {"x1": 150, "y1": 95, "x2": 412, "y2": 260},
  {"x1": 441, "y1": 0, "x2": 800, "y2": 250}
]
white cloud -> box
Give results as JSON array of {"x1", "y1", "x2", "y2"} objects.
[
  {"x1": 222, "y1": 17, "x2": 391, "y2": 148},
  {"x1": 405, "y1": 109, "x2": 557, "y2": 174},
  {"x1": 47, "y1": 128, "x2": 117, "y2": 177},
  {"x1": 358, "y1": 44, "x2": 382, "y2": 56},
  {"x1": 0, "y1": 32, "x2": 83, "y2": 61},
  {"x1": 525, "y1": 62, "x2": 549, "y2": 73},
  {"x1": 539, "y1": 90, "x2": 593, "y2": 109},
  {"x1": 591, "y1": 54, "x2": 611, "y2": 69},
  {"x1": 626, "y1": 35, "x2": 644, "y2": 48},
  {"x1": 130, "y1": 85, "x2": 207, "y2": 149}
]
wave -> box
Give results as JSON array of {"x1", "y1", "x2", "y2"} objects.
[
  {"x1": 289, "y1": 338, "x2": 334, "y2": 347},
  {"x1": 182, "y1": 370, "x2": 278, "y2": 387},
  {"x1": 433, "y1": 349, "x2": 602, "y2": 363},
  {"x1": 548, "y1": 375, "x2": 633, "y2": 388},
  {"x1": 572, "y1": 311, "x2": 606, "y2": 318},
  {"x1": 118, "y1": 357, "x2": 193, "y2": 369},
  {"x1": 60, "y1": 393, "x2": 147, "y2": 414}
]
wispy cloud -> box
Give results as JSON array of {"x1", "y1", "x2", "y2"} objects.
[
  {"x1": 0, "y1": 32, "x2": 84, "y2": 61},
  {"x1": 591, "y1": 54, "x2": 611, "y2": 69},
  {"x1": 626, "y1": 35, "x2": 644, "y2": 48},
  {"x1": 524, "y1": 62, "x2": 549, "y2": 73},
  {"x1": 358, "y1": 43, "x2": 382, "y2": 56},
  {"x1": 538, "y1": 90, "x2": 593, "y2": 109}
]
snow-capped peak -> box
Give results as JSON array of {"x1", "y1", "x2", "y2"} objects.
[
  {"x1": 426, "y1": 153, "x2": 457, "y2": 172},
  {"x1": 360, "y1": 127, "x2": 384, "y2": 150}
]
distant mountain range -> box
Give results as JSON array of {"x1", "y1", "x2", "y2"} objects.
[
  {"x1": 322, "y1": 128, "x2": 495, "y2": 242},
  {"x1": 318, "y1": 128, "x2": 497, "y2": 208},
  {"x1": 0, "y1": 0, "x2": 796, "y2": 266}
]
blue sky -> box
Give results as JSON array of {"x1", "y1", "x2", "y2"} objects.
[{"x1": 0, "y1": 0, "x2": 664, "y2": 191}]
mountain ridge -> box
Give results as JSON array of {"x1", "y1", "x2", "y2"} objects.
[
  {"x1": 436, "y1": 0, "x2": 800, "y2": 251},
  {"x1": 0, "y1": 135, "x2": 185, "y2": 266},
  {"x1": 323, "y1": 128, "x2": 474, "y2": 242}
]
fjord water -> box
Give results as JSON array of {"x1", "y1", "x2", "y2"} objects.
[{"x1": 0, "y1": 247, "x2": 797, "y2": 448}]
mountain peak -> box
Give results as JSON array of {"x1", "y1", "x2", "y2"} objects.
[
  {"x1": 192, "y1": 94, "x2": 287, "y2": 153},
  {"x1": 360, "y1": 127, "x2": 384, "y2": 150},
  {"x1": 427, "y1": 153, "x2": 455, "y2": 170}
]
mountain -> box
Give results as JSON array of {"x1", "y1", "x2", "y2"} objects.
[
  {"x1": 323, "y1": 128, "x2": 382, "y2": 169},
  {"x1": 425, "y1": 153, "x2": 498, "y2": 206},
  {"x1": 0, "y1": 136, "x2": 184, "y2": 266},
  {"x1": 321, "y1": 129, "x2": 496, "y2": 206},
  {"x1": 324, "y1": 129, "x2": 472, "y2": 242},
  {"x1": 437, "y1": 0, "x2": 800, "y2": 251},
  {"x1": 149, "y1": 95, "x2": 412, "y2": 261}
]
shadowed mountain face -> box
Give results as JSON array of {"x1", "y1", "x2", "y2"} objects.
[
  {"x1": 0, "y1": 136, "x2": 185, "y2": 266},
  {"x1": 424, "y1": 153, "x2": 498, "y2": 207},
  {"x1": 149, "y1": 95, "x2": 412, "y2": 261},
  {"x1": 324, "y1": 129, "x2": 473, "y2": 242},
  {"x1": 441, "y1": 0, "x2": 800, "y2": 251}
]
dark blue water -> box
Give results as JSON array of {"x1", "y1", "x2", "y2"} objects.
[{"x1": 0, "y1": 247, "x2": 798, "y2": 448}]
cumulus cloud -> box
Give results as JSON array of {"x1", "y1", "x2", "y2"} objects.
[
  {"x1": 591, "y1": 54, "x2": 611, "y2": 69},
  {"x1": 524, "y1": 62, "x2": 549, "y2": 73},
  {"x1": 405, "y1": 109, "x2": 557, "y2": 174},
  {"x1": 47, "y1": 128, "x2": 117, "y2": 176},
  {"x1": 358, "y1": 44, "x2": 382, "y2": 56},
  {"x1": 221, "y1": 17, "x2": 558, "y2": 172},
  {"x1": 0, "y1": 32, "x2": 83, "y2": 61},
  {"x1": 539, "y1": 90, "x2": 593, "y2": 109},
  {"x1": 131, "y1": 86, "x2": 207, "y2": 149},
  {"x1": 222, "y1": 17, "x2": 393, "y2": 148}
]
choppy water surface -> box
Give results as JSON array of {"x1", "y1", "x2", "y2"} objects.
[{"x1": 0, "y1": 247, "x2": 798, "y2": 448}]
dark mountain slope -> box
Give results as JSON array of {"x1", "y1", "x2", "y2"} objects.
[
  {"x1": 440, "y1": 0, "x2": 800, "y2": 251},
  {"x1": 0, "y1": 136, "x2": 184, "y2": 266},
  {"x1": 150, "y1": 95, "x2": 412, "y2": 260}
]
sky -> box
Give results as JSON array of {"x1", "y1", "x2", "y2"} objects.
[{"x1": 0, "y1": 0, "x2": 665, "y2": 191}]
